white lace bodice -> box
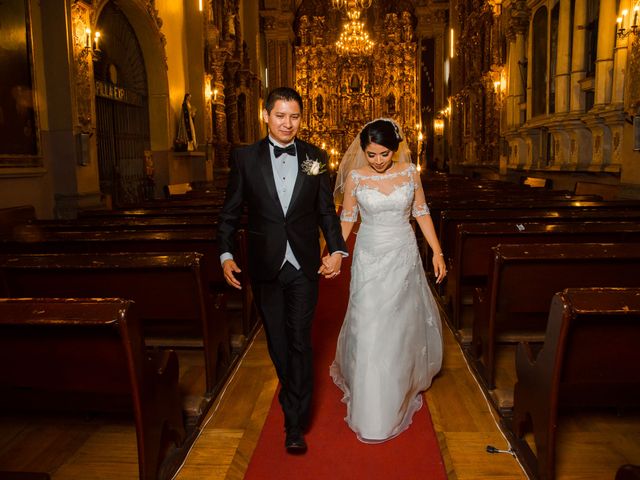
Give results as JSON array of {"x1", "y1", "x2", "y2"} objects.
[{"x1": 340, "y1": 163, "x2": 430, "y2": 226}]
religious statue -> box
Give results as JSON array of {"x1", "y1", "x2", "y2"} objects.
[{"x1": 175, "y1": 93, "x2": 197, "y2": 152}]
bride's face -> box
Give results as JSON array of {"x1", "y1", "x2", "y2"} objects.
[{"x1": 364, "y1": 142, "x2": 394, "y2": 173}]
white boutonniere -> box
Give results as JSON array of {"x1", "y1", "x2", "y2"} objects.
[{"x1": 301, "y1": 155, "x2": 326, "y2": 176}]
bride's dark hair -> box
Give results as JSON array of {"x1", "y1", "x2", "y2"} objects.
[{"x1": 359, "y1": 119, "x2": 402, "y2": 152}]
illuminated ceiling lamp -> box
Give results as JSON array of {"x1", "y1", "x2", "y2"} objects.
[
  {"x1": 433, "y1": 116, "x2": 445, "y2": 137},
  {"x1": 332, "y1": 0, "x2": 374, "y2": 56},
  {"x1": 331, "y1": 0, "x2": 372, "y2": 12}
]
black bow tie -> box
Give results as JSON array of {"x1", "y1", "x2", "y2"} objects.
[{"x1": 272, "y1": 143, "x2": 296, "y2": 158}]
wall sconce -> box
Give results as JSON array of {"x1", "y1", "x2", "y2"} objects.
[
  {"x1": 84, "y1": 28, "x2": 102, "y2": 61},
  {"x1": 205, "y1": 83, "x2": 212, "y2": 102},
  {"x1": 433, "y1": 116, "x2": 445, "y2": 137},
  {"x1": 617, "y1": 5, "x2": 639, "y2": 38}
]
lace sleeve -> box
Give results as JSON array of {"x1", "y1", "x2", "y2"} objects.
[
  {"x1": 410, "y1": 165, "x2": 430, "y2": 217},
  {"x1": 340, "y1": 171, "x2": 359, "y2": 222}
]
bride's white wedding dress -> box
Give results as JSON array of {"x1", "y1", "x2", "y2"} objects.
[{"x1": 330, "y1": 162, "x2": 443, "y2": 443}]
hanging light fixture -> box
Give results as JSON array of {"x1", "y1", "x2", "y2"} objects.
[
  {"x1": 333, "y1": 0, "x2": 374, "y2": 57},
  {"x1": 331, "y1": 0, "x2": 372, "y2": 13},
  {"x1": 335, "y1": 9, "x2": 374, "y2": 56}
]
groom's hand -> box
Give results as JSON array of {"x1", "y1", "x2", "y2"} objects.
[
  {"x1": 222, "y1": 259, "x2": 242, "y2": 289},
  {"x1": 319, "y1": 252, "x2": 343, "y2": 279}
]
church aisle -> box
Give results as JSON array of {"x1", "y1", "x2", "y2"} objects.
[{"x1": 175, "y1": 278, "x2": 526, "y2": 480}]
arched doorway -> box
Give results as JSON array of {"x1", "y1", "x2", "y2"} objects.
[{"x1": 94, "y1": 1, "x2": 151, "y2": 206}]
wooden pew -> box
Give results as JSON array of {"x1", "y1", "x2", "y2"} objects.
[
  {"x1": 416, "y1": 202, "x2": 640, "y2": 274},
  {"x1": 437, "y1": 206, "x2": 640, "y2": 266},
  {"x1": 30, "y1": 216, "x2": 218, "y2": 231},
  {"x1": 0, "y1": 298, "x2": 190, "y2": 480},
  {"x1": 1, "y1": 226, "x2": 258, "y2": 355},
  {"x1": 0, "y1": 472, "x2": 50, "y2": 480},
  {"x1": 617, "y1": 465, "x2": 640, "y2": 480},
  {"x1": 448, "y1": 221, "x2": 640, "y2": 335},
  {"x1": 0, "y1": 252, "x2": 228, "y2": 401},
  {"x1": 471, "y1": 243, "x2": 640, "y2": 395},
  {"x1": 510, "y1": 288, "x2": 640, "y2": 480},
  {"x1": 574, "y1": 181, "x2": 621, "y2": 200},
  {"x1": 10, "y1": 223, "x2": 258, "y2": 343},
  {"x1": 78, "y1": 207, "x2": 217, "y2": 218},
  {"x1": 0, "y1": 206, "x2": 36, "y2": 236}
]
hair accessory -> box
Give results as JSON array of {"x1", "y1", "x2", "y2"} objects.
[{"x1": 333, "y1": 117, "x2": 412, "y2": 206}]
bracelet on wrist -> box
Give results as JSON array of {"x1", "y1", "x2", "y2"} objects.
[{"x1": 434, "y1": 252, "x2": 444, "y2": 257}]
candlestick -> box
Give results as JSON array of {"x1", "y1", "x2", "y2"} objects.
[
  {"x1": 85, "y1": 28, "x2": 91, "y2": 49},
  {"x1": 94, "y1": 31, "x2": 101, "y2": 51}
]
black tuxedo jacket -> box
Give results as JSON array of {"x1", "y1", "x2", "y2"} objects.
[{"x1": 217, "y1": 137, "x2": 347, "y2": 281}]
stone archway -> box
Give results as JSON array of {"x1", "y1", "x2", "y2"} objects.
[
  {"x1": 94, "y1": 2, "x2": 151, "y2": 206},
  {"x1": 95, "y1": 0, "x2": 172, "y2": 199}
]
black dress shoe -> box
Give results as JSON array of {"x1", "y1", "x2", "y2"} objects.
[{"x1": 285, "y1": 428, "x2": 307, "y2": 453}]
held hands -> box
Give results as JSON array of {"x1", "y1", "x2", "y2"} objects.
[
  {"x1": 319, "y1": 252, "x2": 343, "y2": 279},
  {"x1": 433, "y1": 253, "x2": 447, "y2": 284},
  {"x1": 222, "y1": 259, "x2": 242, "y2": 290}
]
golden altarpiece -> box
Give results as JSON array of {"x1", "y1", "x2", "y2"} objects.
[{"x1": 293, "y1": 1, "x2": 423, "y2": 162}]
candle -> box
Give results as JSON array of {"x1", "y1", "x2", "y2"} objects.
[
  {"x1": 85, "y1": 28, "x2": 91, "y2": 49},
  {"x1": 94, "y1": 31, "x2": 100, "y2": 51},
  {"x1": 633, "y1": 6, "x2": 639, "y2": 27}
]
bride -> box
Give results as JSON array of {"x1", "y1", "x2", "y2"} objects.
[{"x1": 329, "y1": 118, "x2": 446, "y2": 443}]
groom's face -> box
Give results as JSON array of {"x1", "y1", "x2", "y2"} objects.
[{"x1": 263, "y1": 99, "x2": 301, "y2": 146}]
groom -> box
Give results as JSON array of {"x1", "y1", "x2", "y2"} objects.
[{"x1": 218, "y1": 87, "x2": 347, "y2": 453}]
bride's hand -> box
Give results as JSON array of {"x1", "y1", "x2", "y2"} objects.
[
  {"x1": 433, "y1": 254, "x2": 447, "y2": 284},
  {"x1": 319, "y1": 252, "x2": 342, "y2": 279}
]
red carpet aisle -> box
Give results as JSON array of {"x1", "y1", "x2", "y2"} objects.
[{"x1": 244, "y1": 242, "x2": 447, "y2": 479}]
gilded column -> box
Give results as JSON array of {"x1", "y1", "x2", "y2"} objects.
[
  {"x1": 566, "y1": 0, "x2": 592, "y2": 166},
  {"x1": 505, "y1": 0, "x2": 528, "y2": 168},
  {"x1": 261, "y1": 11, "x2": 296, "y2": 89},
  {"x1": 210, "y1": 51, "x2": 229, "y2": 169},
  {"x1": 569, "y1": 0, "x2": 587, "y2": 113},
  {"x1": 224, "y1": 59, "x2": 242, "y2": 145},
  {"x1": 594, "y1": 0, "x2": 617, "y2": 105},
  {"x1": 554, "y1": 0, "x2": 572, "y2": 113}
]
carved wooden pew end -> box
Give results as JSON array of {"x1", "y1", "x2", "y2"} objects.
[
  {"x1": 510, "y1": 288, "x2": 640, "y2": 480},
  {"x1": 0, "y1": 298, "x2": 192, "y2": 480}
]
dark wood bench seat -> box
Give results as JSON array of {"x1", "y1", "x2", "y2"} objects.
[
  {"x1": 0, "y1": 298, "x2": 191, "y2": 480},
  {"x1": 30, "y1": 216, "x2": 219, "y2": 231},
  {"x1": 509, "y1": 288, "x2": 640, "y2": 480},
  {"x1": 1, "y1": 224, "x2": 259, "y2": 364},
  {"x1": 448, "y1": 220, "x2": 640, "y2": 334},
  {"x1": 0, "y1": 206, "x2": 36, "y2": 236},
  {"x1": 470, "y1": 242, "x2": 640, "y2": 398},
  {"x1": 437, "y1": 207, "x2": 640, "y2": 265},
  {"x1": 0, "y1": 252, "x2": 228, "y2": 401},
  {"x1": 78, "y1": 207, "x2": 220, "y2": 218}
]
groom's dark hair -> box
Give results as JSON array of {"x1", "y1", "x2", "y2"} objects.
[{"x1": 265, "y1": 87, "x2": 303, "y2": 113}]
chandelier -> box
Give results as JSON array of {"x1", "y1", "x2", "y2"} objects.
[
  {"x1": 332, "y1": 0, "x2": 374, "y2": 57},
  {"x1": 335, "y1": 9, "x2": 374, "y2": 56},
  {"x1": 331, "y1": 0, "x2": 372, "y2": 12}
]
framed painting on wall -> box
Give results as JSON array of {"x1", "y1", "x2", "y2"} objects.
[{"x1": 0, "y1": 0, "x2": 40, "y2": 167}]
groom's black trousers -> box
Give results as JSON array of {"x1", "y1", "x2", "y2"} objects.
[{"x1": 252, "y1": 261, "x2": 318, "y2": 431}]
